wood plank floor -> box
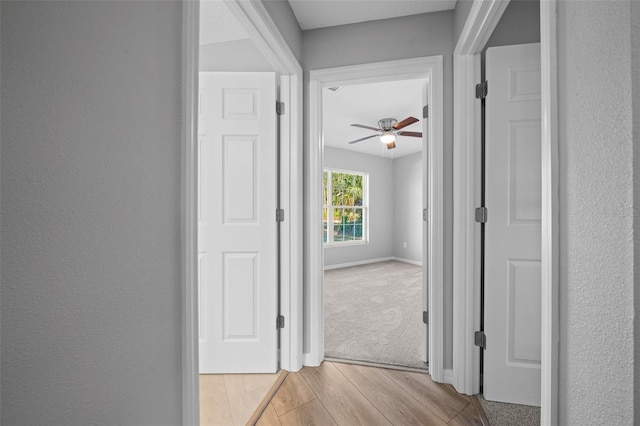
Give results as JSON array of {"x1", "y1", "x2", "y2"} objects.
[
  {"x1": 200, "y1": 371, "x2": 284, "y2": 426},
  {"x1": 256, "y1": 362, "x2": 486, "y2": 425}
]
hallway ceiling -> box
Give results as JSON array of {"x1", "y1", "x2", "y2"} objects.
[
  {"x1": 288, "y1": 0, "x2": 457, "y2": 30},
  {"x1": 323, "y1": 79, "x2": 425, "y2": 159}
]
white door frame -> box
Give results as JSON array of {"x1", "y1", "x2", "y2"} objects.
[
  {"x1": 306, "y1": 56, "x2": 445, "y2": 382},
  {"x1": 181, "y1": 1, "x2": 303, "y2": 424},
  {"x1": 451, "y1": 0, "x2": 559, "y2": 424}
]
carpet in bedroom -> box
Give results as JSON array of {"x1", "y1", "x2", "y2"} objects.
[{"x1": 323, "y1": 260, "x2": 427, "y2": 370}]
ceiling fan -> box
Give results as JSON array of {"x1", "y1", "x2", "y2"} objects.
[{"x1": 348, "y1": 116, "x2": 422, "y2": 149}]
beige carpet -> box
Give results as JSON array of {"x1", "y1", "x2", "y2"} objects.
[
  {"x1": 323, "y1": 260, "x2": 427, "y2": 370},
  {"x1": 478, "y1": 395, "x2": 540, "y2": 426}
]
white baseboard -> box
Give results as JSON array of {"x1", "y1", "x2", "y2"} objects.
[
  {"x1": 324, "y1": 256, "x2": 423, "y2": 270},
  {"x1": 302, "y1": 352, "x2": 322, "y2": 367},
  {"x1": 443, "y1": 369, "x2": 454, "y2": 385},
  {"x1": 391, "y1": 256, "x2": 423, "y2": 267},
  {"x1": 323, "y1": 257, "x2": 393, "y2": 271}
]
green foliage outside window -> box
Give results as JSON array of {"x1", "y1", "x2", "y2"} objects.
[{"x1": 323, "y1": 170, "x2": 366, "y2": 244}]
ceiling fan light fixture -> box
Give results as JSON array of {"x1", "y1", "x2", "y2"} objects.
[{"x1": 380, "y1": 131, "x2": 396, "y2": 144}]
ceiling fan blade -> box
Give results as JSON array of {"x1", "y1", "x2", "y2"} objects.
[
  {"x1": 348, "y1": 134, "x2": 378, "y2": 144},
  {"x1": 397, "y1": 131, "x2": 422, "y2": 138},
  {"x1": 393, "y1": 116, "x2": 419, "y2": 130},
  {"x1": 351, "y1": 123, "x2": 380, "y2": 131},
  {"x1": 386, "y1": 141, "x2": 396, "y2": 150}
]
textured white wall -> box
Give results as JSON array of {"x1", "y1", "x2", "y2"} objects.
[
  {"x1": 558, "y1": 1, "x2": 635, "y2": 424},
  {"x1": 1, "y1": 2, "x2": 183, "y2": 424},
  {"x1": 393, "y1": 152, "x2": 423, "y2": 263},
  {"x1": 323, "y1": 147, "x2": 394, "y2": 266}
]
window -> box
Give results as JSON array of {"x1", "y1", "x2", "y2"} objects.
[{"x1": 323, "y1": 169, "x2": 368, "y2": 245}]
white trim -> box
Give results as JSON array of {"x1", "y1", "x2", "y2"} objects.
[
  {"x1": 307, "y1": 57, "x2": 445, "y2": 382},
  {"x1": 452, "y1": 0, "x2": 509, "y2": 397},
  {"x1": 323, "y1": 257, "x2": 394, "y2": 271},
  {"x1": 182, "y1": 1, "x2": 304, "y2": 422},
  {"x1": 540, "y1": 1, "x2": 559, "y2": 424},
  {"x1": 443, "y1": 369, "x2": 454, "y2": 385},
  {"x1": 181, "y1": 1, "x2": 199, "y2": 425},
  {"x1": 452, "y1": 1, "x2": 559, "y2": 424}
]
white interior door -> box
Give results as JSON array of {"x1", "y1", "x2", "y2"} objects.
[
  {"x1": 198, "y1": 72, "x2": 278, "y2": 374},
  {"x1": 484, "y1": 43, "x2": 541, "y2": 406}
]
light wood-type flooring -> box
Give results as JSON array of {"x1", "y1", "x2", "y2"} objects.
[
  {"x1": 200, "y1": 371, "x2": 285, "y2": 426},
  {"x1": 256, "y1": 361, "x2": 487, "y2": 426}
]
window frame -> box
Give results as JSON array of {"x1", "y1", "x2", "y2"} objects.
[{"x1": 323, "y1": 168, "x2": 369, "y2": 247}]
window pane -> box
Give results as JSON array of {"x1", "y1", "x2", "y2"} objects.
[
  {"x1": 323, "y1": 169, "x2": 366, "y2": 245},
  {"x1": 332, "y1": 172, "x2": 343, "y2": 206},
  {"x1": 323, "y1": 171, "x2": 328, "y2": 205},
  {"x1": 322, "y1": 208, "x2": 328, "y2": 243},
  {"x1": 344, "y1": 208, "x2": 363, "y2": 241},
  {"x1": 334, "y1": 208, "x2": 345, "y2": 241},
  {"x1": 333, "y1": 223, "x2": 344, "y2": 242}
]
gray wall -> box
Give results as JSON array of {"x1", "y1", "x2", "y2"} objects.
[
  {"x1": 393, "y1": 152, "x2": 423, "y2": 263},
  {"x1": 453, "y1": 0, "x2": 473, "y2": 45},
  {"x1": 484, "y1": 0, "x2": 540, "y2": 50},
  {"x1": 1, "y1": 2, "x2": 183, "y2": 424},
  {"x1": 322, "y1": 149, "x2": 423, "y2": 267},
  {"x1": 454, "y1": 0, "x2": 540, "y2": 50},
  {"x1": 200, "y1": 40, "x2": 273, "y2": 72},
  {"x1": 323, "y1": 147, "x2": 394, "y2": 266},
  {"x1": 302, "y1": 10, "x2": 455, "y2": 367},
  {"x1": 263, "y1": 0, "x2": 302, "y2": 62},
  {"x1": 558, "y1": 1, "x2": 635, "y2": 423}
]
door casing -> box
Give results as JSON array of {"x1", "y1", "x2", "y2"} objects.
[
  {"x1": 181, "y1": 1, "x2": 303, "y2": 424},
  {"x1": 452, "y1": 1, "x2": 559, "y2": 424},
  {"x1": 306, "y1": 57, "x2": 445, "y2": 382}
]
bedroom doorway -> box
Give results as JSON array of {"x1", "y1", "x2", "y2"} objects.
[
  {"x1": 321, "y1": 79, "x2": 427, "y2": 370},
  {"x1": 307, "y1": 56, "x2": 446, "y2": 381}
]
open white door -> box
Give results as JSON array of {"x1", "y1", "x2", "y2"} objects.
[
  {"x1": 484, "y1": 43, "x2": 541, "y2": 406},
  {"x1": 198, "y1": 72, "x2": 278, "y2": 374}
]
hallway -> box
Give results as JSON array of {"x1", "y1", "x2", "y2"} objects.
[{"x1": 256, "y1": 361, "x2": 486, "y2": 425}]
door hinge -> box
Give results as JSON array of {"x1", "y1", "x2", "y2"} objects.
[
  {"x1": 423, "y1": 208, "x2": 428, "y2": 222},
  {"x1": 423, "y1": 311, "x2": 428, "y2": 324},
  {"x1": 423, "y1": 105, "x2": 429, "y2": 119},
  {"x1": 276, "y1": 208, "x2": 285, "y2": 222},
  {"x1": 276, "y1": 315, "x2": 285, "y2": 329},
  {"x1": 475, "y1": 207, "x2": 488, "y2": 223},
  {"x1": 475, "y1": 81, "x2": 488, "y2": 99},
  {"x1": 276, "y1": 101, "x2": 285, "y2": 116},
  {"x1": 474, "y1": 331, "x2": 486, "y2": 349}
]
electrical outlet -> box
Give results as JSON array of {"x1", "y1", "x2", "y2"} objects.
[{"x1": 403, "y1": 242, "x2": 407, "y2": 248}]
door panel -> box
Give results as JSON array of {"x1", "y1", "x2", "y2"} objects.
[
  {"x1": 199, "y1": 72, "x2": 278, "y2": 373},
  {"x1": 484, "y1": 43, "x2": 541, "y2": 406}
]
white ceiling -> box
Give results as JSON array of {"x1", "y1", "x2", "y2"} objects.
[
  {"x1": 288, "y1": 0, "x2": 457, "y2": 30},
  {"x1": 323, "y1": 79, "x2": 426, "y2": 159},
  {"x1": 200, "y1": 1, "x2": 249, "y2": 45}
]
